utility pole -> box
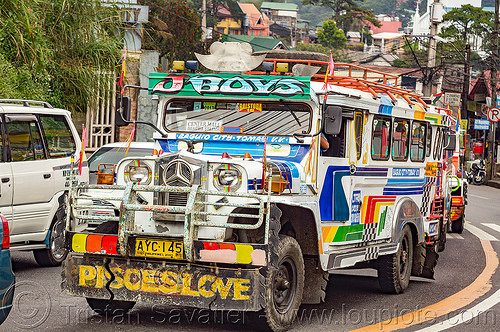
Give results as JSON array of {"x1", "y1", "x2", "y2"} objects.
[
  {"x1": 461, "y1": 44, "x2": 470, "y2": 121},
  {"x1": 488, "y1": 0, "x2": 499, "y2": 179},
  {"x1": 201, "y1": 0, "x2": 207, "y2": 42},
  {"x1": 423, "y1": 0, "x2": 441, "y2": 97}
]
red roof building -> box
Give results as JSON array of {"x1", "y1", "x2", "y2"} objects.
[
  {"x1": 238, "y1": 3, "x2": 269, "y2": 36},
  {"x1": 369, "y1": 14, "x2": 402, "y2": 34}
]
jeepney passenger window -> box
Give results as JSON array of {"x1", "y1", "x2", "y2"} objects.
[
  {"x1": 354, "y1": 111, "x2": 363, "y2": 160},
  {"x1": 411, "y1": 121, "x2": 426, "y2": 162},
  {"x1": 433, "y1": 128, "x2": 442, "y2": 160},
  {"x1": 392, "y1": 119, "x2": 409, "y2": 161},
  {"x1": 426, "y1": 126, "x2": 432, "y2": 157},
  {"x1": 372, "y1": 116, "x2": 391, "y2": 161}
]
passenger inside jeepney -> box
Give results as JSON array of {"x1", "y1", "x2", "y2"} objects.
[{"x1": 321, "y1": 118, "x2": 346, "y2": 157}]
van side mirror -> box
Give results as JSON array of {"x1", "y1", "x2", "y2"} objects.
[
  {"x1": 115, "y1": 96, "x2": 131, "y2": 127},
  {"x1": 323, "y1": 106, "x2": 342, "y2": 135},
  {"x1": 444, "y1": 131, "x2": 456, "y2": 151}
]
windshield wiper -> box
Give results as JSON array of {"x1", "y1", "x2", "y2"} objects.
[{"x1": 280, "y1": 99, "x2": 301, "y2": 126}]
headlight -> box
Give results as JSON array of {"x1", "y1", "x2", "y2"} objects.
[
  {"x1": 124, "y1": 161, "x2": 152, "y2": 185},
  {"x1": 213, "y1": 164, "x2": 242, "y2": 191}
]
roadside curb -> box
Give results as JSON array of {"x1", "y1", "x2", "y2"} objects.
[{"x1": 486, "y1": 180, "x2": 500, "y2": 189}]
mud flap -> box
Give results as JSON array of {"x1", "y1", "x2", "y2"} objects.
[
  {"x1": 411, "y1": 243, "x2": 438, "y2": 279},
  {"x1": 62, "y1": 253, "x2": 265, "y2": 311}
]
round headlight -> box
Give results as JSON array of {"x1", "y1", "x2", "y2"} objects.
[
  {"x1": 213, "y1": 164, "x2": 242, "y2": 191},
  {"x1": 125, "y1": 161, "x2": 152, "y2": 185}
]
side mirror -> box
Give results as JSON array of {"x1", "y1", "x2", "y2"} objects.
[
  {"x1": 115, "y1": 96, "x2": 131, "y2": 127},
  {"x1": 323, "y1": 106, "x2": 342, "y2": 135},
  {"x1": 444, "y1": 131, "x2": 456, "y2": 151}
]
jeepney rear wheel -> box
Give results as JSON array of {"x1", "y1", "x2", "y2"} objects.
[
  {"x1": 263, "y1": 235, "x2": 304, "y2": 332},
  {"x1": 377, "y1": 225, "x2": 413, "y2": 294},
  {"x1": 86, "y1": 221, "x2": 136, "y2": 316},
  {"x1": 451, "y1": 216, "x2": 464, "y2": 234}
]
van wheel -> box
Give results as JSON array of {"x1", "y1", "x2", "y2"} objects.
[
  {"x1": 378, "y1": 225, "x2": 413, "y2": 294},
  {"x1": 86, "y1": 221, "x2": 135, "y2": 315},
  {"x1": 263, "y1": 235, "x2": 304, "y2": 332},
  {"x1": 34, "y1": 205, "x2": 67, "y2": 267}
]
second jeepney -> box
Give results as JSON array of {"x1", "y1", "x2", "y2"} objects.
[{"x1": 62, "y1": 43, "x2": 452, "y2": 331}]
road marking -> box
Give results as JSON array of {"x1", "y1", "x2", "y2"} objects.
[
  {"x1": 483, "y1": 223, "x2": 500, "y2": 235},
  {"x1": 350, "y1": 239, "x2": 498, "y2": 332},
  {"x1": 446, "y1": 233, "x2": 463, "y2": 239},
  {"x1": 415, "y1": 288, "x2": 500, "y2": 331},
  {"x1": 468, "y1": 194, "x2": 489, "y2": 200},
  {"x1": 464, "y1": 224, "x2": 498, "y2": 241}
]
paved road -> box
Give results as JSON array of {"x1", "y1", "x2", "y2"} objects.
[{"x1": 2, "y1": 185, "x2": 499, "y2": 332}]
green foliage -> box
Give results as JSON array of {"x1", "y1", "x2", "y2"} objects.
[
  {"x1": 0, "y1": 0, "x2": 124, "y2": 112},
  {"x1": 317, "y1": 20, "x2": 347, "y2": 49},
  {"x1": 392, "y1": 58, "x2": 410, "y2": 68},
  {"x1": 302, "y1": 0, "x2": 379, "y2": 31},
  {"x1": 142, "y1": 0, "x2": 202, "y2": 62}
]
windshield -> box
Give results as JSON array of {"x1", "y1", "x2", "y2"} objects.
[
  {"x1": 163, "y1": 99, "x2": 312, "y2": 135},
  {"x1": 88, "y1": 147, "x2": 153, "y2": 172}
]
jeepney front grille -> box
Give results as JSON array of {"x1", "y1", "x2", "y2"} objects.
[{"x1": 155, "y1": 159, "x2": 195, "y2": 220}]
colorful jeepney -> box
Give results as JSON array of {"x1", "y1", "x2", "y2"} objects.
[{"x1": 62, "y1": 43, "x2": 451, "y2": 331}]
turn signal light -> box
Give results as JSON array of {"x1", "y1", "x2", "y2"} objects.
[
  {"x1": 451, "y1": 197, "x2": 463, "y2": 205},
  {"x1": 222, "y1": 152, "x2": 231, "y2": 159},
  {"x1": 243, "y1": 152, "x2": 253, "y2": 160}
]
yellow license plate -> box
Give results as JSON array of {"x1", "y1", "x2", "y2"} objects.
[{"x1": 135, "y1": 238, "x2": 183, "y2": 259}]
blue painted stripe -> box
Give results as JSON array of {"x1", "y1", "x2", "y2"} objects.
[
  {"x1": 247, "y1": 179, "x2": 262, "y2": 190},
  {"x1": 284, "y1": 161, "x2": 300, "y2": 177},
  {"x1": 387, "y1": 178, "x2": 426, "y2": 187}
]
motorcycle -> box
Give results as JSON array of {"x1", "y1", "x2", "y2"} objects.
[{"x1": 467, "y1": 159, "x2": 487, "y2": 185}]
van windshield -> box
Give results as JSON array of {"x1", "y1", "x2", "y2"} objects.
[{"x1": 163, "y1": 100, "x2": 312, "y2": 136}]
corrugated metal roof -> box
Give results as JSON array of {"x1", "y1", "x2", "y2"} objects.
[{"x1": 261, "y1": 2, "x2": 298, "y2": 11}]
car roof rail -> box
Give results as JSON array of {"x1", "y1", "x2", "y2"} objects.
[{"x1": 0, "y1": 99, "x2": 54, "y2": 109}]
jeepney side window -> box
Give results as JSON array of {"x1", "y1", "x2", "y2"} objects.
[
  {"x1": 392, "y1": 118, "x2": 409, "y2": 161},
  {"x1": 410, "y1": 121, "x2": 426, "y2": 162},
  {"x1": 354, "y1": 111, "x2": 363, "y2": 160},
  {"x1": 433, "y1": 127, "x2": 442, "y2": 160},
  {"x1": 426, "y1": 125, "x2": 432, "y2": 157},
  {"x1": 371, "y1": 116, "x2": 391, "y2": 161},
  {"x1": 322, "y1": 118, "x2": 347, "y2": 158}
]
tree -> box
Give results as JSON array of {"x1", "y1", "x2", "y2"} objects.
[
  {"x1": 141, "y1": 0, "x2": 202, "y2": 62},
  {"x1": 0, "y1": 0, "x2": 123, "y2": 112},
  {"x1": 302, "y1": 0, "x2": 380, "y2": 32},
  {"x1": 317, "y1": 20, "x2": 347, "y2": 49},
  {"x1": 439, "y1": 5, "x2": 494, "y2": 68}
]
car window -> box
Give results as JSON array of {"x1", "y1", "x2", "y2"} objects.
[
  {"x1": 410, "y1": 121, "x2": 426, "y2": 162},
  {"x1": 39, "y1": 115, "x2": 76, "y2": 158},
  {"x1": 6, "y1": 120, "x2": 46, "y2": 161},
  {"x1": 88, "y1": 147, "x2": 153, "y2": 172}
]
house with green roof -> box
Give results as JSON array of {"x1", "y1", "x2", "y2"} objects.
[
  {"x1": 260, "y1": 1, "x2": 298, "y2": 29},
  {"x1": 221, "y1": 34, "x2": 288, "y2": 52}
]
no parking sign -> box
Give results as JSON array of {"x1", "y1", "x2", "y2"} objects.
[{"x1": 488, "y1": 107, "x2": 500, "y2": 123}]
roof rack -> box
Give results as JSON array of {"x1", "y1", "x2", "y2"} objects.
[
  {"x1": 0, "y1": 99, "x2": 53, "y2": 109},
  {"x1": 246, "y1": 59, "x2": 427, "y2": 108}
]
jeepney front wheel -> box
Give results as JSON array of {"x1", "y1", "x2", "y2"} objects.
[
  {"x1": 86, "y1": 221, "x2": 136, "y2": 316},
  {"x1": 263, "y1": 235, "x2": 305, "y2": 332},
  {"x1": 377, "y1": 225, "x2": 413, "y2": 294}
]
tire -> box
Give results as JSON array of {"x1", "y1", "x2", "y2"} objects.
[
  {"x1": 451, "y1": 216, "x2": 464, "y2": 234},
  {"x1": 34, "y1": 204, "x2": 68, "y2": 267},
  {"x1": 473, "y1": 171, "x2": 486, "y2": 185},
  {"x1": 436, "y1": 217, "x2": 446, "y2": 252},
  {"x1": 86, "y1": 221, "x2": 135, "y2": 316},
  {"x1": 263, "y1": 235, "x2": 305, "y2": 332},
  {"x1": 378, "y1": 225, "x2": 413, "y2": 294}
]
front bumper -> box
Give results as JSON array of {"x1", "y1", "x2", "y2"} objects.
[{"x1": 62, "y1": 253, "x2": 265, "y2": 311}]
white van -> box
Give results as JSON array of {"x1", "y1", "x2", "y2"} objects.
[{"x1": 0, "y1": 99, "x2": 88, "y2": 266}]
